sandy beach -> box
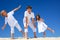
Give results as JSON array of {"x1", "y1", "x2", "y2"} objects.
[{"x1": 0, "y1": 37, "x2": 60, "y2": 40}]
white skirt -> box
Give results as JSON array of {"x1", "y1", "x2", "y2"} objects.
[{"x1": 38, "y1": 22, "x2": 48, "y2": 33}]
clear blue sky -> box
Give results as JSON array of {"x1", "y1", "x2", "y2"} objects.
[{"x1": 0, "y1": 0, "x2": 60, "y2": 38}]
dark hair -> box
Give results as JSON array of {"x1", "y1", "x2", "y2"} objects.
[
  {"x1": 36, "y1": 14, "x2": 41, "y2": 21},
  {"x1": 26, "y1": 6, "x2": 32, "y2": 9}
]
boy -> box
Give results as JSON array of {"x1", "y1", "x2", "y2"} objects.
[
  {"x1": 23, "y1": 6, "x2": 37, "y2": 38},
  {"x1": 1, "y1": 5, "x2": 24, "y2": 39}
]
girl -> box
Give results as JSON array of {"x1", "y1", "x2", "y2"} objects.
[{"x1": 36, "y1": 14, "x2": 54, "y2": 37}]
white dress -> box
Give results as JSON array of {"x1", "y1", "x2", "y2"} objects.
[{"x1": 37, "y1": 21, "x2": 48, "y2": 33}]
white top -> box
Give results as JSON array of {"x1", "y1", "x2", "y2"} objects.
[
  {"x1": 37, "y1": 20, "x2": 48, "y2": 33},
  {"x1": 5, "y1": 11, "x2": 17, "y2": 27},
  {"x1": 23, "y1": 11, "x2": 35, "y2": 23}
]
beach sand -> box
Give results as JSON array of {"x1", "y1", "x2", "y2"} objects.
[{"x1": 0, "y1": 37, "x2": 60, "y2": 40}]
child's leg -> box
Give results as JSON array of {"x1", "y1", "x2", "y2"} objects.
[
  {"x1": 24, "y1": 26, "x2": 28, "y2": 38},
  {"x1": 29, "y1": 22, "x2": 37, "y2": 38},
  {"x1": 43, "y1": 31, "x2": 46, "y2": 37},
  {"x1": 24, "y1": 30, "x2": 28, "y2": 39},
  {"x1": 15, "y1": 23, "x2": 24, "y2": 37},
  {"x1": 47, "y1": 27, "x2": 54, "y2": 33},
  {"x1": 34, "y1": 32, "x2": 37, "y2": 38},
  {"x1": 10, "y1": 27, "x2": 14, "y2": 39},
  {"x1": 11, "y1": 33, "x2": 14, "y2": 39},
  {"x1": 22, "y1": 21, "x2": 28, "y2": 38}
]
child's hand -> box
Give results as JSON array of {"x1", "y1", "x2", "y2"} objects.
[
  {"x1": 18, "y1": 5, "x2": 21, "y2": 9},
  {"x1": 13, "y1": 5, "x2": 21, "y2": 12},
  {"x1": 2, "y1": 27, "x2": 4, "y2": 31},
  {"x1": 52, "y1": 30, "x2": 55, "y2": 34}
]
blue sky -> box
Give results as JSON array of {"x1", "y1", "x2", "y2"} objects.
[{"x1": 0, "y1": 0, "x2": 60, "y2": 38}]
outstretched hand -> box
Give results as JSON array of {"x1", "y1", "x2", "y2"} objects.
[
  {"x1": 2, "y1": 27, "x2": 5, "y2": 31},
  {"x1": 13, "y1": 5, "x2": 21, "y2": 12},
  {"x1": 2, "y1": 24, "x2": 6, "y2": 31},
  {"x1": 18, "y1": 5, "x2": 21, "y2": 9}
]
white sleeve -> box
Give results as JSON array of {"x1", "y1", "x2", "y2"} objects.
[
  {"x1": 42, "y1": 22, "x2": 48, "y2": 28},
  {"x1": 24, "y1": 11, "x2": 27, "y2": 17},
  {"x1": 5, "y1": 17, "x2": 8, "y2": 24},
  {"x1": 8, "y1": 11, "x2": 14, "y2": 15},
  {"x1": 32, "y1": 12, "x2": 35, "y2": 18}
]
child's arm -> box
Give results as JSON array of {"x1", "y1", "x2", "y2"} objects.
[
  {"x1": 2, "y1": 18, "x2": 8, "y2": 30},
  {"x1": 32, "y1": 18, "x2": 36, "y2": 28},
  {"x1": 2, "y1": 24, "x2": 6, "y2": 30},
  {"x1": 25, "y1": 17, "x2": 28, "y2": 27},
  {"x1": 40, "y1": 18, "x2": 44, "y2": 22},
  {"x1": 12, "y1": 5, "x2": 21, "y2": 12}
]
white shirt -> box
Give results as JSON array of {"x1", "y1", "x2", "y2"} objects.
[
  {"x1": 5, "y1": 11, "x2": 17, "y2": 27},
  {"x1": 23, "y1": 11, "x2": 35, "y2": 23},
  {"x1": 37, "y1": 20, "x2": 48, "y2": 33}
]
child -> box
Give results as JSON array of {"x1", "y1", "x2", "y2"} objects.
[
  {"x1": 36, "y1": 14, "x2": 54, "y2": 37},
  {"x1": 1, "y1": 5, "x2": 24, "y2": 39},
  {"x1": 23, "y1": 6, "x2": 37, "y2": 38}
]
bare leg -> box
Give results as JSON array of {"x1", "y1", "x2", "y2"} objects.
[
  {"x1": 34, "y1": 32, "x2": 37, "y2": 38},
  {"x1": 43, "y1": 31, "x2": 46, "y2": 37},
  {"x1": 20, "y1": 30, "x2": 24, "y2": 37},
  {"x1": 47, "y1": 27, "x2": 54, "y2": 33},
  {"x1": 24, "y1": 32, "x2": 28, "y2": 38}
]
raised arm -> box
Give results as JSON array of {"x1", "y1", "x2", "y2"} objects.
[{"x1": 13, "y1": 5, "x2": 21, "y2": 12}]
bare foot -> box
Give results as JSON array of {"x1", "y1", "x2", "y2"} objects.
[
  {"x1": 43, "y1": 35, "x2": 46, "y2": 37},
  {"x1": 34, "y1": 36, "x2": 37, "y2": 38}
]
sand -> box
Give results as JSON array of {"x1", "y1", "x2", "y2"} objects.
[{"x1": 0, "y1": 37, "x2": 60, "y2": 40}]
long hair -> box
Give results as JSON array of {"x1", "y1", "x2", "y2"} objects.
[{"x1": 36, "y1": 14, "x2": 41, "y2": 21}]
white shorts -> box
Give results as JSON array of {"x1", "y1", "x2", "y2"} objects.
[
  {"x1": 23, "y1": 20, "x2": 36, "y2": 32},
  {"x1": 10, "y1": 22, "x2": 22, "y2": 34}
]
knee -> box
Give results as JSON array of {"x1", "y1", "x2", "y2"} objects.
[
  {"x1": 33, "y1": 28, "x2": 36, "y2": 32},
  {"x1": 24, "y1": 29, "x2": 28, "y2": 32},
  {"x1": 24, "y1": 26, "x2": 28, "y2": 29}
]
